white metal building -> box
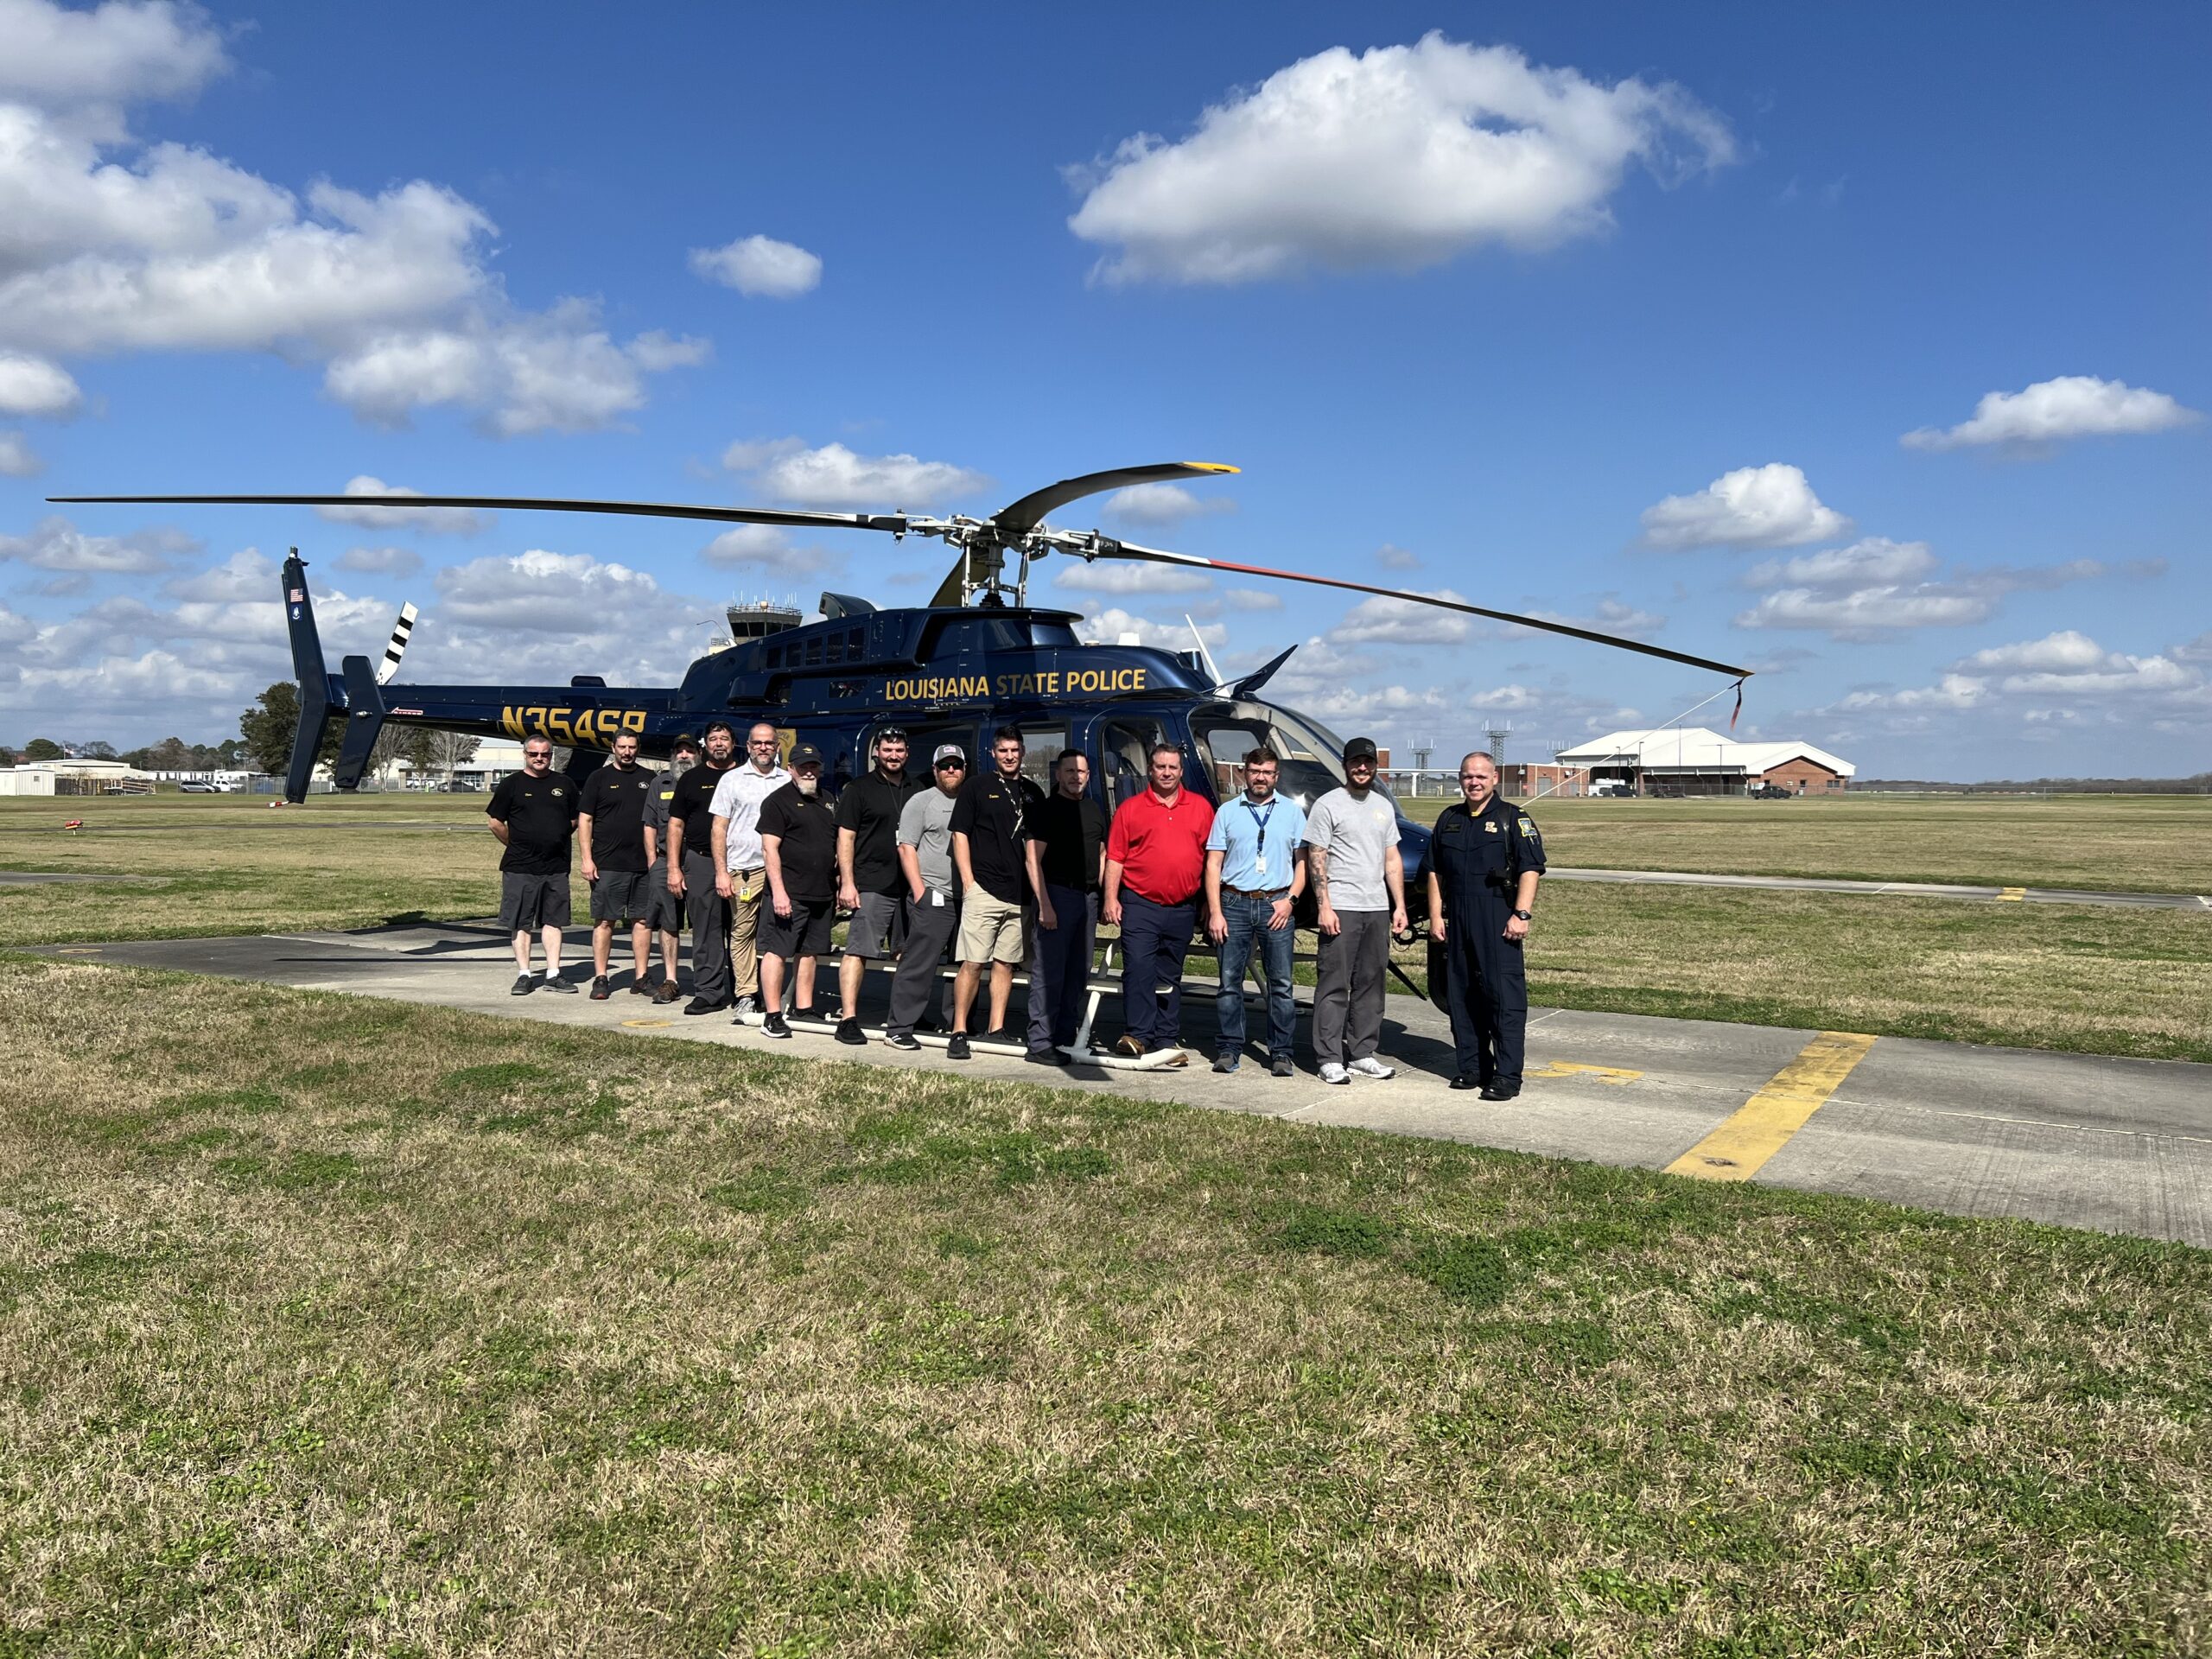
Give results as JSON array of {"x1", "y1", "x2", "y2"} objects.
[{"x1": 1553, "y1": 728, "x2": 1856, "y2": 798}]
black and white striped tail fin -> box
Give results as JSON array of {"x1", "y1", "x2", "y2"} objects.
[{"x1": 374, "y1": 602, "x2": 417, "y2": 685}]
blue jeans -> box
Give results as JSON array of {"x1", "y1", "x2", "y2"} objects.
[{"x1": 1215, "y1": 890, "x2": 1297, "y2": 1060}]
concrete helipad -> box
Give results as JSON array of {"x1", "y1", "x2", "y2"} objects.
[{"x1": 46, "y1": 919, "x2": 2212, "y2": 1249}]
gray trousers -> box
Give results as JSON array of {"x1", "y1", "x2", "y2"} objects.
[
  {"x1": 1312, "y1": 909, "x2": 1390, "y2": 1065},
  {"x1": 887, "y1": 890, "x2": 958, "y2": 1034},
  {"x1": 682, "y1": 849, "x2": 731, "y2": 1004}
]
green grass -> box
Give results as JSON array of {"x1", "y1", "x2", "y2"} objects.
[
  {"x1": 1, "y1": 958, "x2": 2206, "y2": 1655},
  {"x1": 1394, "y1": 791, "x2": 2212, "y2": 893}
]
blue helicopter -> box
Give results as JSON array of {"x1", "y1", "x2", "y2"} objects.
[{"x1": 55, "y1": 462, "x2": 1751, "y2": 887}]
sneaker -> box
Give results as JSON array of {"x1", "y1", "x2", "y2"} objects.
[
  {"x1": 980, "y1": 1027, "x2": 1017, "y2": 1046},
  {"x1": 836, "y1": 1017, "x2": 867, "y2": 1046},
  {"x1": 683, "y1": 995, "x2": 723, "y2": 1016},
  {"x1": 732, "y1": 994, "x2": 760, "y2": 1019},
  {"x1": 1270, "y1": 1057, "x2": 1296, "y2": 1078},
  {"x1": 1211, "y1": 1052, "x2": 1240, "y2": 1074},
  {"x1": 760, "y1": 1012, "x2": 790, "y2": 1039},
  {"x1": 627, "y1": 977, "x2": 653, "y2": 996},
  {"x1": 885, "y1": 1030, "x2": 920, "y2": 1052},
  {"x1": 1025, "y1": 1048, "x2": 1068, "y2": 1067},
  {"x1": 946, "y1": 1033, "x2": 971, "y2": 1061},
  {"x1": 510, "y1": 974, "x2": 534, "y2": 996},
  {"x1": 542, "y1": 976, "x2": 578, "y2": 995},
  {"x1": 589, "y1": 976, "x2": 612, "y2": 1001},
  {"x1": 1112, "y1": 1034, "x2": 1145, "y2": 1059},
  {"x1": 652, "y1": 981, "x2": 683, "y2": 1005},
  {"x1": 1349, "y1": 1056, "x2": 1395, "y2": 1080},
  {"x1": 1319, "y1": 1063, "x2": 1351, "y2": 1085}
]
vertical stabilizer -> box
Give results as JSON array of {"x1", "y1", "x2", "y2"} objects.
[{"x1": 281, "y1": 549, "x2": 334, "y2": 804}]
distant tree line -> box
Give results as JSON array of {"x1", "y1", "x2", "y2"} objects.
[{"x1": 1859, "y1": 775, "x2": 2212, "y2": 795}]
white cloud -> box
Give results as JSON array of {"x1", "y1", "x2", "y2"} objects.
[
  {"x1": 0, "y1": 7, "x2": 702, "y2": 435},
  {"x1": 1050, "y1": 559, "x2": 1211, "y2": 595},
  {"x1": 1223, "y1": 587, "x2": 1283, "y2": 611},
  {"x1": 1071, "y1": 606, "x2": 1226, "y2": 649},
  {"x1": 0, "y1": 512, "x2": 194, "y2": 572},
  {"x1": 0, "y1": 351, "x2": 81, "y2": 415},
  {"x1": 432, "y1": 549, "x2": 667, "y2": 635},
  {"x1": 334, "y1": 544, "x2": 422, "y2": 578},
  {"x1": 1736, "y1": 586, "x2": 1991, "y2": 634},
  {"x1": 688, "y1": 234, "x2": 822, "y2": 298},
  {"x1": 1745, "y1": 537, "x2": 1935, "y2": 588},
  {"x1": 1734, "y1": 543, "x2": 2107, "y2": 639},
  {"x1": 723, "y1": 438, "x2": 988, "y2": 511},
  {"x1": 1957, "y1": 631, "x2": 2107, "y2": 673},
  {"x1": 1640, "y1": 463, "x2": 1851, "y2": 550},
  {"x1": 1373, "y1": 543, "x2": 1420, "y2": 571},
  {"x1": 1522, "y1": 597, "x2": 1665, "y2": 639},
  {"x1": 700, "y1": 524, "x2": 843, "y2": 578},
  {"x1": 1067, "y1": 34, "x2": 1734, "y2": 284},
  {"x1": 1824, "y1": 631, "x2": 2208, "y2": 729},
  {"x1": 0, "y1": 430, "x2": 40, "y2": 475},
  {"x1": 1326, "y1": 588, "x2": 1474, "y2": 645},
  {"x1": 1103, "y1": 481, "x2": 1235, "y2": 527},
  {"x1": 1903, "y1": 375, "x2": 2202, "y2": 451},
  {"x1": 312, "y1": 476, "x2": 491, "y2": 535},
  {"x1": 625, "y1": 329, "x2": 712, "y2": 371}
]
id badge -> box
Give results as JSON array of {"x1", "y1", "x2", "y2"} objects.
[{"x1": 738, "y1": 872, "x2": 763, "y2": 902}]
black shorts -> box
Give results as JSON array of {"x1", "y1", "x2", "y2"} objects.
[
  {"x1": 499, "y1": 871, "x2": 570, "y2": 932},
  {"x1": 645, "y1": 860, "x2": 683, "y2": 932},
  {"x1": 760, "y1": 895, "x2": 835, "y2": 960},
  {"x1": 843, "y1": 890, "x2": 908, "y2": 959},
  {"x1": 589, "y1": 868, "x2": 650, "y2": 924}
]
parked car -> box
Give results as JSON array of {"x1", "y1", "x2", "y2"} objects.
[
  {"x1": 1751, "y1": 784, "x2": 1795, "y2": 799},
  {"x1": 177, "y1": 781, "x2": 219, "y2": 792},
  {"x1": 437, "y1": 779, "x2": 482, "y2": 792}
]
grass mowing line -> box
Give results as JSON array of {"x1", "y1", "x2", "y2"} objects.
[{"x1": 1666, "y1": 1033, "x2": 1880, "y2": 1182}]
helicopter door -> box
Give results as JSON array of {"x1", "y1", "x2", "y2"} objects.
[
  {"x1": 1004, "y1": 721, "x2": 1066, "y2": 796},
  {"x1": 1094, "y1": 715, "x2": 1166, "y2": 808},
  {"x1": 887, "y1": 720, "x2": 979, "y2": 779}
]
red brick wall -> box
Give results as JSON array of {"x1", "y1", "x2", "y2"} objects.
[{"x1": 1753, "y1": 759, "x2": 1846, "y2": 793}]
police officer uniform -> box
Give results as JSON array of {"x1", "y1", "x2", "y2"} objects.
[{"x1": 1420, "y1": 793, "x2": 1546, "y2": 1096}]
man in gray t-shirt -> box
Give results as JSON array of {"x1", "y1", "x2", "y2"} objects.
[
  {"x1": 883, "y1": 744, "x2": 967, "y2": 1045},
  {"x1": 1302, "y1": 736, "x2": 1408, "y2": 1084}
]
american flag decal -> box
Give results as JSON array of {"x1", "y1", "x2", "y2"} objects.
[{"x1": 288, "y1": 588, "x2": 304, "y2": 602}]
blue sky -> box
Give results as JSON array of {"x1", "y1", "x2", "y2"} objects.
[{"x1": 2, "y1": 0, "x2": 2204, "y2": 777}]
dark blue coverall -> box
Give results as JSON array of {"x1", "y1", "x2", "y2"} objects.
[{"x1": 1418, "y1": 794, "x2": 1546, "y2": 1086}]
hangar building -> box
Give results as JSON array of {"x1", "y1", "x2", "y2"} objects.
[{"x1": 1551, "y1": 728, "x2": 1854, "y2": 798}]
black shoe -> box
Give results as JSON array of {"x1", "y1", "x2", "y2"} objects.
[
  {"x1": 1480, "y1": 1081, "x2": 1521, "y2": 1102},
  {"x1": 1025, "y1": 1048, "x2": 1068, "y2": 1066},
  {"x1": 542, "y1": 975, "x2": 578, "y2": 995},
  {"x1": 627, "y1": 977, "x2": 653, "y2": 996},
  {"x1": 836, "y1": 1017, "x2": 867, "y2": 1046},
  {"x1": 980, "y1": 1027, "x2": 1016, "y2": 1046},
  {"x1": 1211, "y1": 1052, "x2": 1240, "y2": 1074},
  {"x1": 589, "y1": 976, "x2": 612, "y2": 1001},
  {"x1": 683, "y1": 995, "x2": 723, "y2": 1016},
  {"x1": 885, "y1": 1030, "x2": 920, "y2": 1051},
  {"x1": 511, "y1": 974, "x2": 534, "y2": 996},
  {"x1": 652, "y1": 980, "x2": 683, "y2": 1005},
  {"x1": 1271, "y1": 1057, "x2": 1295, "y2": 1078},
  {"x1": 791, "y1": 1004, "x2": 825, "y2": 1022},
  {"x1": 762, "y1": 1012, "x2": 791, "y2": 1039},
  {"x1": 1451, "y1": 1074, "x2": 1481, "y2": 1091},
  {"x1": 946, "y1": 1033, "x2": 971, "y2": 1060}
]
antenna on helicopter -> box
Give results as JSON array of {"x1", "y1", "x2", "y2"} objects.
[
  {"x1": 1185, "y1": 613, "x2": 1228, "y2": 692},
  {"x1": 373, "y1": 601, "x2": 417, "y2": 686}
]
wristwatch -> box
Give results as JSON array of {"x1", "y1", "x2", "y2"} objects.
[{"x1": 1511, "y1": 909, "x2": 1533, "y2": 921}]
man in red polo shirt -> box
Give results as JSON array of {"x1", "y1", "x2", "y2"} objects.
[{"x1": 1101, "y1": 742, "x2": 1215, "y2": 1063}]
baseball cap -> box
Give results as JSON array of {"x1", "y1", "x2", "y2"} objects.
[
  {"x1": 932, "y1": 742, "x2": 967, "y2": 768},
  {"x1": 788, "y1": 742, "x2": 824, "y2": 768},
  {"x1": 1343, "y1": 736, "x2": 1379, "y2": 763},
  {"x1": 672, "y1": 734, "x2": 701, "y2": 754}
]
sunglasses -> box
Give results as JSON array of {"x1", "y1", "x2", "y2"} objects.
[{"x1": 936, "y1": 760, "x2": 967, "y2": 771}]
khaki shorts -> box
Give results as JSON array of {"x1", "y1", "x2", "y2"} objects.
[{"x1": 957, "y1": 890, "x2": 1027, "y2": 965}]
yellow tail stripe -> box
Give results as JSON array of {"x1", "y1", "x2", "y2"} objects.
[{"x1": 1664, "y1": 1032, "x2": 1878, "y2": 1182}]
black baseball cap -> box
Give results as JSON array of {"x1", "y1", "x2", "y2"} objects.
[
  {"x1": 788, "y1": 742, "x2": 824, "y2": 768},
  {"x1": 1343, "y1": 736, "x2": 1379, "y2": 763},
  {"x1": 671, "y1": 734, "x2": 701, "y2": 754}
]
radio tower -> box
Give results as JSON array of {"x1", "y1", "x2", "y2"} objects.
[{"x1": 1486, "y1": 720, "x2": 1512, "y2": 765}]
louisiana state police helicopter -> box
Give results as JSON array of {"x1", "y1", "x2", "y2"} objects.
[{"x1": 55, "y1": 463, "x2": 1751, "y2": 880}]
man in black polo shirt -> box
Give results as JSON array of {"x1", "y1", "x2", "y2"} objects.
[
  {"x1": 946, "y1": 727, "x2": 1045, "y2": 1059},
  {"x1": 831, "y1": 726, "x2": 918, "y2": 1046},
  {"x1": 663, "y1": 721, "x2": 737, "y2": 1014},
  {"x1": 485, "y1": 737, "x2": 579, "y2": 995},
  {"x1": 640, "y1": 734, "x2": 698, "y2": 1003},
  {"x1": 577, "y1": 730, "x2": 654, "y2": 1000},
  {"x1": 755, "y1": 743, "x2": 838, "y2": 1039},
  {"x1": 1027, "y1": 748, "x2": 1107, "y2": 1064}
]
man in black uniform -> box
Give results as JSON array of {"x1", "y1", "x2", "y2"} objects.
[
  {"x1": 640, "y1": 734, "x2": 698, "y2": 1002},
  {"x1": 663, "y1": 721, "x2": 737, "y2": 1014},
  {"x1": 577, "y1": 729, "x2": 654, "y2": 999},
  {"x1": 831, "y1": 726, "x2": 917, "y2": 1046},
  {"x1": 1420, "y1": 751, "x2": 1546, "y2": 1097},
  {"x1": 755, "y1": 742, "x2": 837, "y2": 1039},
  {"x1": 485, "y1": 738, "x2": 579, "y2": 995},
  {"x1": 1027, "y1": 748, "x2": 1107, "y2": 1065}
]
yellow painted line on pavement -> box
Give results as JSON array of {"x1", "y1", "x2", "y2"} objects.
[
  {"x1": 1999, "y1": 887, "x2": 2025, "y2": 901},
  {"x1": 1526, "y1": 1061, "x2": 1643, "y2": 1085},
  {"x1": 1664, "y1": 1032, "x2": 1878, "y2": 1182},
  {"x1": 620, "y1": 1019, "x2": 675, "y2": 1029}
]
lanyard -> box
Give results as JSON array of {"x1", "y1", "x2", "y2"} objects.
[{"x1": 1241, "y1": 797, "x2": 1276, "y2": 856}]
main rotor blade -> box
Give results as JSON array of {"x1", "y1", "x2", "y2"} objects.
[
  {"x1": 990, "y1": 461, "x2": 1237, "y2": 538},
  {"x1": 1107, "y1": 541, "x2": 1754, "y2": 679},
  {"x1": 47, "y1": 493, "x2": 912, "y2": 535}
]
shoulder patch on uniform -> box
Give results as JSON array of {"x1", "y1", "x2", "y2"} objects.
[{"x1": 1517, "y1": 817, "x2": 1535, "y2": 836}]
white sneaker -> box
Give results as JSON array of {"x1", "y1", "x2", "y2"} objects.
[
  {"x1": 1349, "y1": 1056, "x2": 1395, "y2": 1080},
  {"x1": 732, "y1": 995, "x2": 759, "y2": 1018},
  {"x1": 1319, "y1": 1062, "x2": 1351, "y2": 1085}
]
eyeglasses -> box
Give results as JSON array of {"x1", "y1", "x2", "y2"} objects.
[{"x1": 524, "y1": 750, "x2": 551, "y2": 760}]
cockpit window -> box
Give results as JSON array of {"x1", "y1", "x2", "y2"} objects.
[{"x1": 1194, "y1": 703, "x2": 1357, "y2": 810}]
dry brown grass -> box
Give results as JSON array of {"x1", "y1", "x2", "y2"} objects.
[{"x1": 2, "y1": 960, "x2": 2205, "y2": 1655}]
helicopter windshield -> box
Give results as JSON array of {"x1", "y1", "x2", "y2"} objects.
[{"x1": 1192, "y1": 702, "x2": 1365, "y2": 810}]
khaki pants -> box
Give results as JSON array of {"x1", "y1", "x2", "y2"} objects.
[{"x1": 728, "y1": 866, "x2": 765, "y2": 1001}]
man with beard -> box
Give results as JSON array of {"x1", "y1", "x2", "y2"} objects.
[
  {"x1": 754, "y1": 743, "x2": 837, "y2": 1039},
  {"x1": 1204, "y1": 748, "x2": 1306, "y2": 1077},
  {"x1": 576, "y1": 729, "x2": 654, "y2": 999},
  {"x1": 1305, "y1": 736, "x2": 1407, "y2": 1084},
  {"x1": 664, "y1": 721, "x2": 737, "y2": 1014},
  {"x1": 1027, "y1": 748, "x2": 1106, "y2": 1065},
  {"x1": 709, "y1": 721, "x2": 790, "y2": 1017},
  {"x1": 883, "y1": 743, "x2": 966, "y2": 1051},
  {"x1": 832, "y1": 727, "x2": 918, "y2": 1045},
  {"x1": 946, "y1": 728, "x2": 1045, "y2": 1059},
  {"x1": 640, "y1": 734, "x2": 699, "y2": 1002}
]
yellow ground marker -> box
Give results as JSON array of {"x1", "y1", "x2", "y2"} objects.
[
  {"x1": 1664, "y1": 1031, "x2": 1878, "y2": 1182},
  {"x1": 1999, "y1": 887, "x2": 2025, "y2": 901},
  {"x1": 1525, "y1": 1061, "x2": 1643, "y2": 1085},
  {"x1": 620, "y1": 1018, "x2": 675, "y2": 1029}
]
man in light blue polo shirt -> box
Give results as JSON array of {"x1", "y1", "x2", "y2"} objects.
[{"x1": 1203, "y1": 747, "x2": 1307, "y2": 1076}]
